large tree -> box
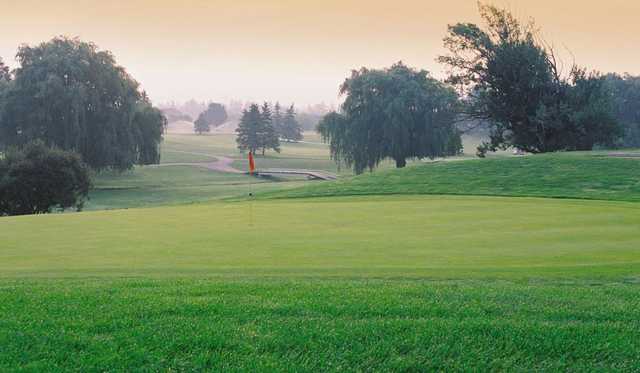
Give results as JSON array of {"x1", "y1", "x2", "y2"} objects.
[
  {"x1": 236, "y1": 104, "x2": 262, "y2": 154},
  {"x1": 0, "y1": 37, "x2": 166, "y2": 170},
  {"x1": 438, "y1": 4, "x2": 619, "y2": 155},
  {"x1": 194, "y1": 102, "x2": 227, "y2": 134},
  {"x1": 0, "y1": 141, "x2": 92, "y2": 216},
  {"x1": 318, "y1": 62, "x2": 461, "y2": 173},
  {"x1": 605, "y1": 74, "x2": 640, "y2": 148},
  {"x1": 259, "y1": 102, "x2": 280, "y2": 155},
  {"x1": 281, "y1": 104, "x2": 303, "y2": 142}
]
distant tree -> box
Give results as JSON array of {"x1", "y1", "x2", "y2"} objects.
[
  {"x1": 318, "y1": 62, "x2": 461, "y2": 173},
  {"x1": 0, "y1": 141, "x2": 92, "y2": 216},
  {"x1": 259, "y1": 102, "x2": 280, "y2": 155},
  {"x1": 438, "y1": 3, "x2": 619, "y2": 155},
  {"x1": 605, "y1": 74, "x2": 640, "y2": 148},
  {"x1": 194, "y1": 116, "x2": 210, "y2": 135},
  {"x1": 161, "y1": 107, "x2": 192, "y2": 123},
  {"x1": 236, "y1": 104, "x2": 262, "y2": 154},
  {"x1": 273, "y1": 102, "x2": 284, "y2": 137},
  {"x1": 194, "y1": 102, "x2": 227, "y2": 134},
  {"x1": 281, "y1": 104, "x2": 303, "y2": 142},
  {"x1": 0, "y1": 37, "x2": 166, "y2": 171}
]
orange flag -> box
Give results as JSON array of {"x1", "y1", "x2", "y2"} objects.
[{"x1": 248, "y1": 151, "x2": 256, "y2": 175}]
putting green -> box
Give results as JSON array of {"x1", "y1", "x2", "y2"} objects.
[{"x1": 2, "y1": 195, "x2": 639, "y2": 279}]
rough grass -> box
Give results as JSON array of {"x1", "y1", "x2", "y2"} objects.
[{"x1": 266, "y1": 153, "x2": 640, "y2": 202}]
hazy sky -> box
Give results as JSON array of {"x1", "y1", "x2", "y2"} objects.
[{"x1": 1, "y1": 0, "x2": 639, "y2": 106}]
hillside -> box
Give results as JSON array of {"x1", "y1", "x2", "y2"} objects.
[{"x1": 265, "y1": 153, "x2": 640, "y2": 202}]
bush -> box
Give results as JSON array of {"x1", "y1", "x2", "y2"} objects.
[{"x1": 0, "y1": 142, "x2": 92, "y2": 216}]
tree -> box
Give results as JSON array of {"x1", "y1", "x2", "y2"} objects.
[
  {"x1": 193, "y1": 102, "x2": 227, "y2": 134},
  {"x1": 438, "y1": 3, "x2": 619, "y2": 155},
  {"x1": 0, "y1": 57, "x2": 10, "y2": 82},
  {"x1": 259, "y1": 102, "x2": 280, "y2": 155},
  {"x1": 318, "y1": 62, "x2": 461, "y2": 174},
  {"x1": 273, "y1": 102, "x2": 284, "y2": 137},
  {"x1": 194, "y1": 116, "x2": 210, "y2": 135},
  {"x1": 0, "y1": 37, "x2": 166, "y2": 170},
  {"x1": 0, "y1": 141, "x2": 92, "y2": 216},
  {"x1": 236, "y1": 104, "x2": 262, "y2": 154},
  {"x1": 605, "y1": 74, "x2": 640, "y2": 148},
  {"x1": 281, "y1": 104, "x2": 303, "y2": 142}
]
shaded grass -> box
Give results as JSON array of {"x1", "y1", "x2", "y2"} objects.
[
  {"x1": 1, "y1": 278, "x2": 639, "y2": 371},
  {"x1": 266, "y1": 153, "x2": 640, "y2": 202}
]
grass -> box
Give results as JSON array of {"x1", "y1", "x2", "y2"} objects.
[
  {"x1": 2, "y1": 195, "x2": 640, "y2": 370},
  {"x1": 86, "y1": 166, "x2": 305, "y2": 210},
  {"x1": 267, "y1": 153, "x2": 640, "y2": 202},
  {"x1": 3, "y1": 196, "x2": 639, "y2": 279},
  {"x1": 4, "y1": 133, "x2": 640, "y2": 370},
  {"x1": 2, "y1": 278, "x2": 639, "y2": 371}
]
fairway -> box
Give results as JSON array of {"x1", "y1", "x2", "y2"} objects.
[{"x1": 2, "y1": 196, "x2": 639, "y2": 279}]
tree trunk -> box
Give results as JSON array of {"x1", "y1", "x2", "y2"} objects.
[{"x1": 395, "y1": 158, "x2": 407, "y2": 168}]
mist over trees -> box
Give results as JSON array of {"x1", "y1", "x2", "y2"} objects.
[
  {"x1": 194, "y1": 102, "x2": 228, "y2": 134},
  {"x1": 439, "y1": 4, "x2": 620, "y2": 156},
  {"x1": 318, "y1": 62, "x2": 461, "y2": 173},
  {"x1": 161, "y1": 107, "x2": 193, "y2": 124},
  {"x1": 281, "y1": 105, "x2": 303, "y2": 142},
  {"x1": 0, "y1": 37, "x2": 167, "y2": 170}
]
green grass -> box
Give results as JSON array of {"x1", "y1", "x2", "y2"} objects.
[
  {"x1": 267, "y1": 153, "x2": 640, "y2": 202},
  {"x1": 2, "y1": 278, "x2": 639, "y2": 371},
  {"x1": 5, "y1": 133, "x2": 640, "y2": 370},
  {"x1": 1, "y1": 196, "x2": 640, "y2": 370},
  {"x1": 2, "y1": 196, "x2": 639, "y2": 279},
  {"x1": 87, "y1": 166, "x2": 305, "y2": 210}
]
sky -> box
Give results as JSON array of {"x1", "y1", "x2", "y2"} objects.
[{"x1": 1, "y1": 0, "x2": 639, "y2": 106}]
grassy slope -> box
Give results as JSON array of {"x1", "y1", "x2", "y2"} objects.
[{"x1": 267, "y1": 153, "x2": 640, "y2": 202}]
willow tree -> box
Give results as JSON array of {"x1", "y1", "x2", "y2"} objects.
[
  {"x1": 0, "y1": 37, "x2": 166, "y2": 170},
  {"x1": 439, "y1": 3, "x2": 619, "y2": 155},
  {"x1": 318, "y1": 62, "x2": 461, "y2": 174}
]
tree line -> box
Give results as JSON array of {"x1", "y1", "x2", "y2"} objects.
[
  {"x1": 236, "y1": 102, "x2": 302, "y2": 155},
  {"x1": 320, "y1": 3, "x2": 640, "y2": 173},
  {"x1": 0, "y1": 37, "x2": 166, "y2": 215}
]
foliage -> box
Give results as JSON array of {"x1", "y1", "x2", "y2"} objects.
[
  {"x1": 235, "y1": 104, "x2": 263, "y2": 154},
  {"x1": 318, "y1": 62, "x2": 461, "y2": 173},
  {"x1": 0, "y1": 141, "x2": 91, "y2": 216},
  {"x1": 439, "y1": 4, "x2": 620, "y2": 156},
  {"x1": 281, "y1": 104, "x2": 303, "y2": 142},
  {"x1": 193, "y1": 116, "x2": 211, "y2": 135},
  {"x1": 0, "y1": 57, "x2": 10, "y2": 82},
  {"x1": 235, "y1": 103, "x2": 280, "y2": 155},
  {"x1": 0, "y1": 37, "x2": 165, "y2": 170},
  {"x1": 194, "y1": 102, "x2": 227, "y2": 134},
  {"x1": 605, "y1": 74, "x2": 640, "y2": 148},
  {"x1": 259, "y1": 102, "x2": 280, "y2": 155}
]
